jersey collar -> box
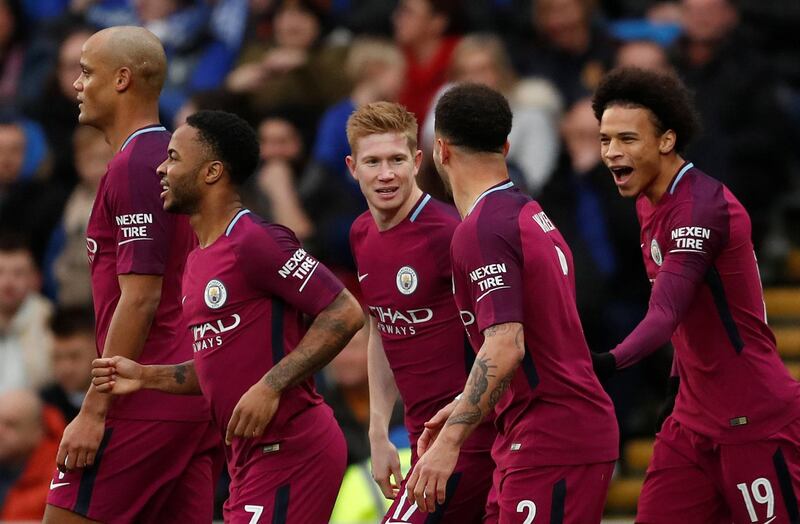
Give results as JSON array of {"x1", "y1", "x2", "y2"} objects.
[
  {"x1": 120, "y1": 125, "x2": 167, "y2": 152},
  {"x1": 466, "y1": 180, "x2": 514, "y2": 217}
]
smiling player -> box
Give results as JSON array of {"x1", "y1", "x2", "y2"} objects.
[
  {"x1": 92, "y1": 110, "x2": 364, "y2": 523},
  {"x1": 347, "y1": 102, "x2": 497, "y2": 523},
  {"x1": 591, "y1": 67, "x2": 800, "y2": 523}
]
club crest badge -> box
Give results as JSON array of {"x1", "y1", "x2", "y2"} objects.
[
  {"x1": 650, "y1": 239, "x2": 663, "y2": 266},
  {"x1": 396, "y1": 266, "x2": 418, "y2": 295},
  {"x1": 204, "y1": 279, "x2": 227, "y2": 309}
]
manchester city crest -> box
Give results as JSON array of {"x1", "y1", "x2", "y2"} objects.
[
  {"x1": 650, "y1": 239, "x2": 663, "y2": 266},
  {"x1": 204, "y1": 279, "x2": 227, "y2": 309},
  {"x1": 396, "y1": 266, "x2": 418, "y2": 295}
]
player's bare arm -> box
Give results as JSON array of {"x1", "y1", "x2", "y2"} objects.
[
  {"x1": 407, "y1": 322, "x2": 523, "y2": 512},
  {"x1": 225, "y1": 289, "x2": 364, "y2": 445},
  {"x1": 92, "y1": 356, "x2": 202, "y2": 395},
  {"x1": 57, "y1": 274, "x2": 163, "y2": 472},
  {"x1": 366, "y1": 317, "x2": 404, "y2": 499}
]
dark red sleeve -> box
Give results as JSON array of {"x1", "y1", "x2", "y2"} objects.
[
  {"x1": 237, "y1": 223, "x2": 344, "y2": 316},
  {"x1": 455, "y1": 218, "x2": 524, "y2": 333},
  {"x1": 611, "y1": 196, "x2": 730, "y2": 369},
  {"x1": 107, "y1": 157, "x2": 176, "y2": 276}
]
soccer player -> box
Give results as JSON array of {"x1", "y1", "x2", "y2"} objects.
[
  {"x1": 346, "y1": 101, "x2": 497, "y2": 522},
  {"x1": 92, "y1": 110, "x2": 365, "y2": 523},
  {"x1": 44, "y1": 26, "x2": 222, "y2": 524},
  {"x1": 408, "y1": 83, "x2": 619, "y2": 521},
  {"x1": 590, "y1": 67, "x2": 800, "y2": 523}
]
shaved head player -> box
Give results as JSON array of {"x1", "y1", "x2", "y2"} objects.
[
  {"x1": 347, "y1": 101, "x2": 497, "y2": 522},
  {"x1": 44, "y1": 26, "x2": 222, "y2": 524},
  {"x1": 591, "y1": 67, "x2": 800, "y2": 524},
  {"x1": 93, "y1": 110, "x2": 365, "y2": 523}
]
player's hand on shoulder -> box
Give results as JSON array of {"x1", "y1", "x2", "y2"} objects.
[
  {"x1": 91, "y1": 356, "x2": 143, "y2": 395},
  {"x1": 226, "y1": 381, "x2": 281, "y2": 446},
  {"x1": 56, "y1": 409, "x2": 105, "y2": 472},
  {"x1": 368, "y1": 437, "x2": 403, "y2": 499}
]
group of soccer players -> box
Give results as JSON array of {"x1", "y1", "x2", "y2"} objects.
[{"x1": 39, "y1": 24, "x2": 800, "y2": 524}]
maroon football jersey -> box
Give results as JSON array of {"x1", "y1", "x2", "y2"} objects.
[
  {"x1": 86, "y1": 125, "x2": 206, "y2": 421},
  {"x1": 350, "y1": 194, "x2": 495, "y2": 452},
  {"x1": 451, "y1": 181, "x2": 619, "y2": 471},
  {"x1": 182, "y1": 210, "x2": 345, "y2": 477},
  {"x1": 613, "y1": 163, "x2": 800, "y2": 442}
]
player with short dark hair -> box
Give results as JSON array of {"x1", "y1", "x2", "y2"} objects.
[
  {"x1": 92, "y1": 110, "x2": 365, "y2": 523},
  {"x1": 408, "y1": 83, "x2": 619, "y2": 521},
  {"x1": 44, "y1": 26, "x2": 222, "y2": 524},
  {"x1": 591, "y1": 67, "x2": 800, "y2": 523},
  {"x1": 346, "y1": 101, "x2": 497, "y2": 522}
]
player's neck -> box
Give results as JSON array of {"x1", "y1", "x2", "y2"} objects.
[
  {"x1": 370, "y1": 185, "x2": 423, "y2": 232},
  {"x1": 105, "y1": 103, "x2": 161, "y2": 152},
  {"x1": 192, "y1": 199, "x2": 245, "y2": 248},
  {"x1": 451, "y1": 161, "x2": 510, "y2": 219},
  {"x1": 644, "y1": 155, "x2": 687, "y2": 204}
]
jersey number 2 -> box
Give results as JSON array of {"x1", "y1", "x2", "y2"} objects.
[{"x1": 517, "y1": 500, "x2": 537, "y2": 523}]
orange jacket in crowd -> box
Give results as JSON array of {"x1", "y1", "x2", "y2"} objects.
[{"x1": 0, "y1": 405, "x2": 66, "y2": 520}]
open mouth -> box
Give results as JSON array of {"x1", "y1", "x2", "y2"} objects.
[{"x1": 610, "y1": 166, "x2": 634, "y2": 186}]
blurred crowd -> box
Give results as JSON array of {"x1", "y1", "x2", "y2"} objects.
[{"x1": 1, "y1": 0, "x2": 799, "y2": 520}]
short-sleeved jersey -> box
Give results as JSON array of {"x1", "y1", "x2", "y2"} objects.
[
  {"x1": 451, "y1": 181, "x2": 619, "y2": 471},
  {"x1": 86, "y1": 125, "x2": 207, "y2": 421},
  {"x1": 635, "y1": 163, "x2": 800, "y2": 442},
  {"x1": 350, "y1": 195, "x2": 495, "y2": 451},
  {"x1": 182, "y1": 209, "x2": 345, "y2": 473}
]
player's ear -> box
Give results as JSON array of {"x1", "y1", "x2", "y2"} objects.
[
  {"x1": 436, "y1": 138, "x2": 449, "y2": 165},
  {"x1": 502, "y1": 140, "x2": 510, "y2": 157},
  {"x1": 115, "y1": 67, "x2": 132, "y2": 92},
  {"x1": 659, "y1": 129, "x2": 677, "y2": 154},
  {"x1": 413, "y1": 149, "x2": 423, "y2": 172},
  {"x1": 345, "y1": 155, "x2": 357, "y2": 181},
  {"x1": 205, "y1": 160, "x2": 224, "y2": 184}
]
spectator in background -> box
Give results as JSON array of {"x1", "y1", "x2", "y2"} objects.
[
  {"x1": 0, "y1": 389, "x2": 65, "y2": 521},
  {"x1": 0, "y1": 0, "x2": 26, "y2": 107},
  {"x1": 43, "y1": 125, "x2": 111, "y2": 306},
  {"x1": 0, "y1": 119, "x2": 67, "y2": 264},
  {"x1": 23, "y1": 26, "x2": 92, "y2": 187},
  {"x1": 241, "y1": 112, "x2": 315, "y2": 241},
  {"x1": 40, "y1": 307, "x2": 95, "y2": 423},
  {"x1": 511, "y1": 0, "x2": 616, "y2": 106},
  {"x1": 422, "y1": 33, "x2": 562, "y2": 195},
  {"x1": 393, "y1": 0, "x2": 462, "y2": 120},
  {"x1": 226, "y1": 0, "x2": 349, "y2": 123},
  {"x1": 0, "y1": 235, "x2": 53, "y2": 392},
  {"x1": 320, "y1": 322, "x2": 373, "y2": 465},
  {"x1": 670, "y1": 0, "x2": 794, "y2": 251},
  {"x1": 616, "y1": 39, "x2": 672, "y2": 73},
  {"x1": 172, "y1": 88, "x2": 250, "y2": 130},
  {"x1": 301, "y1": 38, "x2": 405, "y2": 267}
]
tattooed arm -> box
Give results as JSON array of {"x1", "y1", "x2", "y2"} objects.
[
  {"x1": 407, "y1": 322, "x2": 524, "y2": 512},
  {"x1": 225, "y1": 289, "x2": 364, "y2": 444},
  {"x1": 91, "y1": 357, "x2": 202, "y2": 395}
]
